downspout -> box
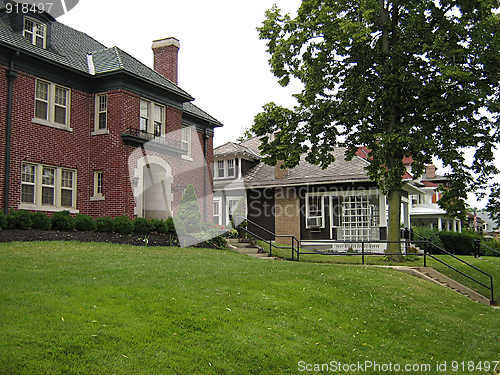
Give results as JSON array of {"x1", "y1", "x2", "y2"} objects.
[
  {"x1": 4, "y1": 51, "x2": 20, "y2": 215},
  {"x1": 203, "y1": 127, "x2": 210, "y2": 222}
]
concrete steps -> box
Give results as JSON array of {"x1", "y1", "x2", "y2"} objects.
[
  {"x1": 388, "y1": 266, "x2": 492, "y2": 306},
  {"x1": 226, "y1": 239, "x2": 276, "y2": 260}
]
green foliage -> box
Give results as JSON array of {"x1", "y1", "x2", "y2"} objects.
[
  {"x1": 96, "y1": 217, "x2": 115, "y2": 233},
  {"x1": 133, "y1": 218, "x2": 153, "y2": 235},
  {"x1": 31, "y1": 212, "x2": 51, "y2": 231},
  {"x1": 114, "y1": 216, "x2": 134, "y2": 235},
  {"x1": 149, "y1": 218, "x2": 167, "y2": 234},
  {"x1": 50, "y1": 211, "x2": 75, "y2": 231},
  {"x1": 0, "y1": 210, "x2": 8, "y2": 230},
  {"x1": 8, "y1": 210, "x2": 33, "y2": 230},
  {"x1": 253, "y1": 1, "x2": 500, "y2": 249},
  {"x1": 175, "y1": 184, "x2": 201, "y2": 233},
  {"x1": 437, "y1": 231, "x2": 482, "y2": 256},
  {"x1": 75, "y1": 214, "x2": 97, "y2": 232},
  {"x1": 411, "y1": 226, "x2": 445, "y2": 250},
  {"x1": 165, "y1": 217, "x2": 176, "y2": 234}
]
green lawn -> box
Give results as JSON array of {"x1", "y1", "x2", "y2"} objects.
[{"x1": 1, "y1": 241, "x2": 499, "y2": 374}]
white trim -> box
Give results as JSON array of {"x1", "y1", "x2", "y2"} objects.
[
  {"x1": 95, "y1": 93, "x2": 108, "y2": 132},
  {"x1": 214, "y1": 158, "x2": 237, "y2": 180},
  {"x1": 305, "y1": 194, "x2": 326, "y2": 229},
  {"x1": 213, "y1": 197, "x2": 222, "y2": 225},
  {"x1": 226, "y1": 198, "x2": 241, "y2": 226},
  {"x1": 33, "y1": 79, "x2": 71, "y2": 129},
  {"x1": 23, "y1": 16, "x2": 46, "y2": 48}
]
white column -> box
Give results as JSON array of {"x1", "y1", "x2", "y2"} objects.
[
  {"x1": 438, "y1": 217, "x2": 443, "y2": 231},
  {"x1": 452, "y1": 219, "x2": 457, "y2": 232},
  {"x1": 238, "y1": 157, "x2": 242, "y2": 179},
  {"x1": 458, "y1": 220, "x2": 462, "y2": 233},
  {"x1": 379, "y1": 194, "x2": 387, "y2": 227}
]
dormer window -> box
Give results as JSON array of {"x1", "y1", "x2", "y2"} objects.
[
  {"x1": 24, "y1": 17, "x2": 46, "y2": 48},
  {"x1": 214, "y1": 159, "x2": 237, "y2": 179}
]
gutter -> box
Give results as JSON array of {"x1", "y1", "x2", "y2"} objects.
[
  {"x1": 4, "y1": 51, "x2": 19, "y2": 214},
  {"x1": 203, "y1": 127, "x2": 210, "y2": 222}
]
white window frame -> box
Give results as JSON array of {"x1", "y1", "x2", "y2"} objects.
[
  {"x1": 305, "y1": 194, "x2": 325, "y2": 229},
  {"x1": 213, "y1": 197, "x2": 222, "y2": 225},
  {"x1": 19, "y1": 163, "x2": 78, "y2": 213},
  {"x1": 226, "y1": 198, "x2": 241, "y2": 225},
  {"x1": 23, "y1": 17, "x2": 46, "y2": 48},
  {"x1": 181, "y1": 126, "x2": 192, "y2": 159},
  {"x1": 93, "y1": 93, "x2": 108, "y2": 135},
  {"x1": 91, "y1": 170, "x2": 105, "y2": 201},
  {"x1": 214, "y1": 159, "x2": 236, "y2": 180},
  {"x1": 140, "y1": 99, "x2": 165, "y2": 136},
  {"x1": 33, "y1": 79, "x2": 71, "y2": 131}
]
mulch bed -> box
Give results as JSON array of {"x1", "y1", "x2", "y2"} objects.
[{"x1": 0, "y1": 229, "x2": 217, "y2": 248}]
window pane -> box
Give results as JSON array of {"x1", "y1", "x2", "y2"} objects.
[
  {"x1": 22, "y1": 164, "x2": 35, "y2": 183},
  {"x1": 42, "y1": 187, "x2": 54, "y2": 205},
  {"x1": 96, "y1": 172, "x2": 103, "y2": 195},
  {"x1": 61, "y1": 170, "x2": 73, "y2": 188},
  {"x1": 61, "y1": 189, "x2": 72, "y2": 207},
  {"x1": 42, "y1": 168, "x2": 55, "y2": 186},
  {"x1": 55, "y1": 87, "x2": 67, "y2": 106},
  {"x1": 98, "y1": 112, "x2": 107, "y2": 129},
  {"x1": 154, "y1": 122, "x2": 162, "y2": 137},
  {"x1": 21, "y1": 185, "x2": 35, "y2": 204},
  {"x1": 54, "y1": 106, "x2": 66, "y2": 124},
  {"x1": 36, "y1": 81, "x2": 49, "y2": 101},
  {"x1": 227, "y1": 159, "x2": 235, "y2": 177}
]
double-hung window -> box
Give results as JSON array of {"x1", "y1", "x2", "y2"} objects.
[
  {"x1": 181, "y1": 127, "x2": 192, "y2": 157},
  {"x1": 216, "y1": 160, "x2": 225, "y2": 178},
  {"x1": 20, "y1": 163, "x2": 77, "y2": 211},
  {"x1": 140, "y1": 99, "x2": 165, "y2": 136},
  {"x1": 306, "y1": 195, "x2": 324, "y2": 228},
  {"x1": 95, "y1": 93, "x2": 107, "y2": 131},
  {"x1": 34, "y1": 79, "x2": 71, "y2": 128},
  {"x1": 24, "y1": 17, "x2": 46, "y2": 48},
  {"x1": 214, "y1": 159, "x2": 236, "y2": 179},
  {"x1": 213, "y1": 198, "x2": 221, "y2": 225}
]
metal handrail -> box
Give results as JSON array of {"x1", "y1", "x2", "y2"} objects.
[{"x1": 478, "y1": 241, "x2": 500, "y2": 256}]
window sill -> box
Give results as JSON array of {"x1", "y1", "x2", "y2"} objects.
[
  {"x1": 214, "y1": 176, "x2": 238, "y2": 180},
  {"x1": 91, "y1": 129, "x2": 109, "y2": 136},
  {"x1": 18, "y1": 204, "x2": 79, "y2": 214},
  {"x1": 32, "y1": 118, "x2": 73, "y2": 132},
  {"x1": 90, "y1": 195, "x2": 105, "y2": 201},
  {"x1": 181, "y1": 155, "x2": 193, "y2": 161}
]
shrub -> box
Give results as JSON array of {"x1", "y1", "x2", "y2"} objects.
[
  {"x1": 75, "y1": 214, "x2": 97, "y2": 232},
  {"x1": 50, "y1": 210, "x2": 75, "y2": 231},
  {"x1": 438, "y1": 231, "x2": 482, "y2": 256},
  {"x1": 31, "y1": 212, "x2": 51, "y2": 230},
  {"x1": 0, "y1": 210, "x2": 7, "y2": 230},
  {"x1": 8, "y1": 210, "x2": 33, "y2": 230},
  {"x1": 482, "y1": 239, "x2": 500, "y2": 256},
  {"x1": 411, "y1": 226, "x2": 445, "y2": 250},
  {"x1": 207, "y1": 235, "x2": 227, "y2": 249},
  {"x1": 150, "y1": 218, "x2": 168, "y2": 234},
  {"x1": 114, "y1": 216, "x2": 134, "y2": 235},
  {"x1": 175, "y1": 184, "x2": 201, "y2": 233},
  {"x1": 133, "y1": 217, "x2": 153, "y2": 235},
  {"x1": 96, "y1": 217, "x2": 115, "y2": 233},
  {"x1": 165, "y1": 217, "x2": 176, "y2": 234}
]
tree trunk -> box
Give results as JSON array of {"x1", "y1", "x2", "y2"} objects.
[{"x1": 386, "y1": 188, "x2": 403, "y2": 262}]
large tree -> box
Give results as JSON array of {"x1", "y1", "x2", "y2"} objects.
[{"x1": 252, "y1": 0, "x2": 500, "y2": 258}]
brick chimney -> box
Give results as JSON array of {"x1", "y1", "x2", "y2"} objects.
[
  {"x1": 425, "y1": 164, "x2": 436, "y2": 179},
  {"x1": 275, "y1": 161, "x2": 288, "y2": 180},
  {"x1": 152, "y1": 37, "x2": 180, "y2": 84}
]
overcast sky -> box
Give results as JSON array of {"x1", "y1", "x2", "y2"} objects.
[
  {"x1": 57, "y1": 0, "x2": 497, "y2": 209},
  {"x1": 58, "y1": 0, "x2": 302, "y2": 147}
]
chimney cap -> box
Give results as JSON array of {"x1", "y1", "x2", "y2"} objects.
[{"x1": 152, "y1": 37, "x2": 180, "y2": 50}]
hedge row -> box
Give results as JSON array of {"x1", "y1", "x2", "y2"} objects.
[{"x1": 0, "y1": 210, "x2": 176, "y2": 236}]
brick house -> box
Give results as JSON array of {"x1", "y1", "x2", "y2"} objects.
[
  {"x1": 0, "y1": 1, "x2": 222, "y2": 220},
  {"x1": 214, "y1": 137, "x2": 430, "y2": 250}
]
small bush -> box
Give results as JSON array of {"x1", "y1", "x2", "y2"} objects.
[
  {"x1": 31, "y1": 212, "x2": 51, "y2": 230},
  {"x1": 207, "y1": 235, "x2": 227, "y2": 249},
  {"x1": 114, "y1": 216, "x2": 134, "y2": 235},
  {"x1": 8, "y1": 210, "x2": 33, "y2": 230},
  {"x1": 411, "y1": 226, "x2": 445, "y2": 250},
  {"x1": 75, "y1": 214, "x2": 97, "y2": 232},
  {"x1": 482, "y1": 240, "x2": 500, "y2": 256},
  {"x1": 133, "y1": 218, "x2": 153, "y2": 235},
  {"x1": 96, "y1": 217, "x2": 115, "y2": 233},
  {"x1": 150, "y1": 218, "x2": 168, "y2": 234},
  {"x1": 0, "y1": 210, "x2": 7, "y2": 230},
  {"x1": 51, "y1": 211, "x2": 75, "y2": 231},
  {"x1": 438, "y1": 231, "x2": 482, "y2": 256},
  {"x1": 165, "y1": 217, "x2": 176, "y2": 234}
]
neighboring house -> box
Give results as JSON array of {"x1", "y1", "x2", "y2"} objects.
[
  {"x1": 357, "y1": 148, "x2": 462, "y2": 233},
  {"x1": 0, "y1": 1, "x2": 222, "y2": 220},
  {"x1": 213, "y1": 137, "x2": 425, "y2": 251}
]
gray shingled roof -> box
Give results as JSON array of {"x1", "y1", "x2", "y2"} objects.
[
  {"x1": 214, "y1": 142, "x2": 260, "y2": 158},
  {"x1": 183, "y1": 102, "x2": 222, "y2": 126}
]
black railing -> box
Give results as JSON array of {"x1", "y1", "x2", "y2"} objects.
[
  {"x1": 123, "y1": 126, "x2": 183, "y2": 150},
  {"x1": 234, "y1": 217, "x2": 300, "y2": 260},
  {"x1": 476, "y1": 240, "x2": 500, "y2": 257}
]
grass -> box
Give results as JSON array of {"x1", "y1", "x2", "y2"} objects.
[
  {"x1": 259, "y1": 240, "x2": 500, "y2": 303},
  {"x1": 0, "y1": 241, "x2": 499, "y2": 374}
]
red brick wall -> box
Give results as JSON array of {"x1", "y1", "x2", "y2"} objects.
[
  {"x1": 274, "y1": 187, "x2": 301, "y2": 245},
  {"x1": 1, "y1": 65, "x2": 215, "y2": 221}
]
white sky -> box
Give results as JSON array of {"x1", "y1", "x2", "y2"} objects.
[
  {"x1": 58, "y1": 0, "x2": 302, "y2": 147},
  {"x1": 57, "y1": 0, "x2": 496, "y2": 209}
]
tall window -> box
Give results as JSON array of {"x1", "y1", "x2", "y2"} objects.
[
  {"x1": 20, "y1": 163, "x2": 77, "y2": 210},
  {"x1": 24, "y1": 17, "x2": 46, "y2": 48},
  {"x1": 34, "y1": 79, "x2": 70, "y2": 127},
  {"x1": 342, "y1": 196, "x2": 370, "y2": 241},
  {"x1": 21, "y1": 164, "x2": 36, "y2": 204},
  {"x1": 213, "y1": 199, "x2": 221, "y2": 225},
  {"x1": 95, "y1": 93, "x2": 107, "y2": 130},
  {"x1": 182, "y1": 127, "x2": 191, "y2": 157},
  {"x1": 140, "y1": 100, "x2": 149, "y2": 132},
  {"x1": 306, "y1": 195, "x2": 324, "y2": 228},
  {"x1": 227, "y1": 159, "x2": 235, "y2": 177},
  {"x1": 154, "y1": 104, "x2": 164, "y2": 137},
  {"x1": 217, "y1": 160, "x2": 225, "y2": 178}
]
